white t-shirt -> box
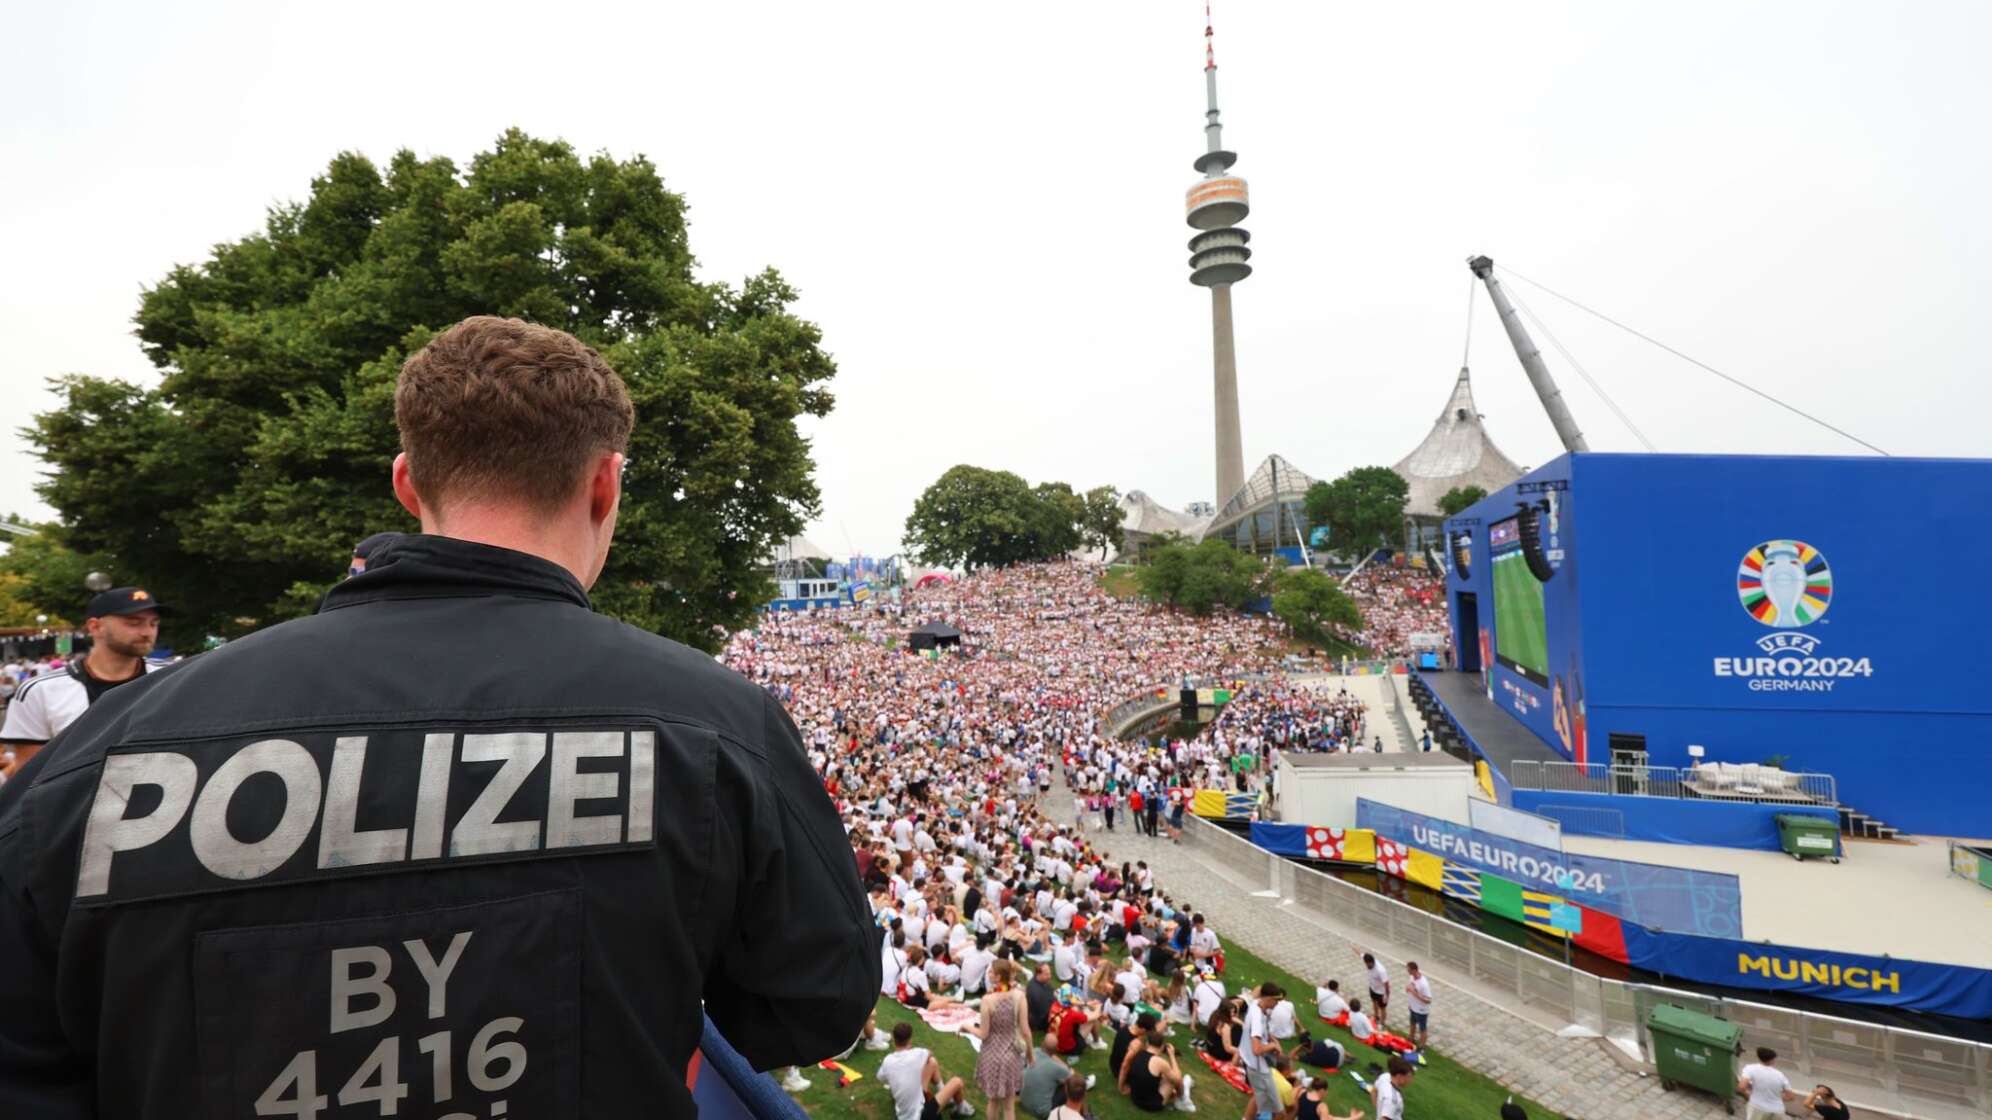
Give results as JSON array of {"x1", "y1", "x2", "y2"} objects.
[
  {"x1": 1191, "y1": 928, "x2": 1220, "y2": 958},
  {"x1": 1373, "y1": 1076, "x2": 1405, "y2": 1120},
  {"x1": 1347, "y1": 1010, "x2": 1375, "y2": 1042},
  {"x1": 1406, "y1": 974, "x2": 1433, "y2": 1015},
  {"x1": 1114, "y1": 968, "x2": 1143, "y2": 1005},
  {"x1": 1316, "y1": 987, "x2": 1349, "y2": 1020},
  {"x1": 1269, "y1": 999, "x2": 1298, "y2": 1039},
  {"x1": 1366, "y1": 961, "x2": 1390, "y2": 997},
  {"x1": 1, "y1": 660, "x2": 149, "y2": 743},
  {"x1": 1053, "y1": 941, "x2": 1081, "y2": 981},
  {"x1": 902, "y1": 964, "x2": 932, "y2": 999},
  {"x1": 1052, "y1": 898, "x2": 1078, "y2": 931},
  {"x1": 891, "y1": 818, "x2": 915, "y2": 852},
  {"x1": 1193, "y1": 979, "x2": 1226, "y2": 1027},
  {"x1": 1741, "y1": 1063, "x2": 1792, "y2": 1112},
  {"x1": 961, "y1": 947, "x2": 996, "y2": 994},
  {"x1": 878, "y1": 1047, "x2": 930, "y2": 1120},
  {"x1": 880, "y1": 944, "x2": 909, "y2": 995},
  {"x1": 1240, "y1": 1004, "x2": 1274, "y2": 1073}
]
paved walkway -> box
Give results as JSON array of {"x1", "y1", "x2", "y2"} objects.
[{"x1": 1053, "y1": 788, "x2": 1728, "y2": 1120}]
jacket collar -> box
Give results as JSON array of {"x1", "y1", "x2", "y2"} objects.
[{"x1": 320, "y1": 533, "x2": 593, "y2": 613}]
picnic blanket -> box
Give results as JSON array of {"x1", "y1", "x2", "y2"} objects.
[
  {"x1": 917, "y1": 1004, "x2": 981, "y2": 1035},
  {"x1": 1194, "y1": 1048, "x2": 1251, "y2": 1095}
]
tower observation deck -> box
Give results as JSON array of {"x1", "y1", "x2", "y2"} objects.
[{"x1": 1187, "y1": 5, "x2": 1250, "y2": 508}]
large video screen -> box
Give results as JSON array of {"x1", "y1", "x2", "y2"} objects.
[{"x1": 1488, "y1": 517, "x2": 1549, "y2": 686}]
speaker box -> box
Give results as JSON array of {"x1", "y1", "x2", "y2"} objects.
[{"x1": 1517, "y1": 504, "x2": 1556, "y2": 582}]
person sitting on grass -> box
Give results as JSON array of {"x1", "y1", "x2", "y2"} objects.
[
  {"x1": 901, "y1": 945, "x2": 967, "y2": 1010},
  {"x1": 1314, "y1": 980, "x2": 1349, "y2": 1026},
  {"x1": 1343, "y1": 998, "x2": 1419, "y2": 1062},
  {"x1": 878, "y1": 1021, "x2": 977, "y2": 1120},
  {"x1": 1118, "y1": 1012, "x2": 1197, "y2": 1113},
  {"x1": 1021, "y1": 1029, "x2": 1092, "y2": 1119},
  {"x1": 1048, "y1": 1073, "x2": 1091, "y2": 1120},
  {"x1": 1297, "y1": 1074, "x2": 1365, "y2": 1120},
  {"x1": 1201, "y1": 998, "x2": 1244, "y2": 1067}
]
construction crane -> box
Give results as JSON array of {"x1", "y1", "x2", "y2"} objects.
[{"x1": 1468, "y1": 255, "x2": 1589, "y2": 453}]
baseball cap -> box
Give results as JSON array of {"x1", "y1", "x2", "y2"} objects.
[{"x1": 86, "y1": 587, "x2": 167, "y2": 619}]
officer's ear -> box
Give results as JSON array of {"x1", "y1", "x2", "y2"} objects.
[
  {"x1": 588, "y1": 451, "x2": 624, "y2": 526},
  {"x1": 392, "y1": 453, "x2": 426, "y2": 523}
]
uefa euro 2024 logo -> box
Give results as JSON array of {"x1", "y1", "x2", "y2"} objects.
[{"x1": 1718, "y1": 539, "x2": 1870, "y2": 689}]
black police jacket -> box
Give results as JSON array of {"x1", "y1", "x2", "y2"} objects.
[{"x1": 0, "y1": 534, "x2": 881, "y2": 1118}]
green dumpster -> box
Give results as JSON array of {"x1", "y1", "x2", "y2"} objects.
[
  {"x1": 1648, "y1": 1003, "x2": 1743, "y2": 1113},
  {"x1": 1776, "y1": 813, "x2": 1841, "y2": 863}
]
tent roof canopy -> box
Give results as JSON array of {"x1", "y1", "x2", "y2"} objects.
[{"x1": 1392, "y1": 366, "x2": 1524, "y2": 517}]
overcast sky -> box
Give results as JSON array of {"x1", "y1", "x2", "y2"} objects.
[{"x1": 4, "y1": 1, "x2": 1986, "y2": 557}]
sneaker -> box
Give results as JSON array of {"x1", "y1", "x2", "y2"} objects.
[
  {"x1": 780, "y1": 1068, "x2": 810, "y2": 1092},
  {"x1": 1172, "y1": 1074, "x2": 1197, "y2": 1111},
  {"x1": 864, "y1": 1035, "x2": 890, "y2": 1052},
  {"x1": 1085, "y1": 1075, "x2": 1098, "y2": 1090},
  {"x1": 954, "y1": 1101, "x2": 976, "y2": 1117},
  {"x1": 1089, "y1": 1034, "x2": 1109, "y2": 1050}
]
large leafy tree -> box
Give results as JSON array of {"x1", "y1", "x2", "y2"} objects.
[
  {"x1": 902, "y1": 467, "x2": 1108, "y2": 570},
  {"x1": 1438, "y1": 485, "x2": 1488, "y2": 517},
  {"x1": 1302, "y1": 466, "x2": 1410, "y2": 560},
  {"x1": 1136, "y1": 537, "x2": 1266, "y2": 616},
  {"x1": 1080, "y1": 485, "x2": 1123, "y2": 561},
  {"x1": 1270, "y1": 567, "x2": 1362, "y2": 652},
  {"x1": 0, "y1": 521, "x2": 106, "y2": 628},
  {"x1": 25, "y1": 130, "x2": 833, "y2": 651}
]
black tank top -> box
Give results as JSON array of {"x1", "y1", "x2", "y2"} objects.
[{"x1": 1126, "y1": 1051, "x2": 1166, "y2": 1111}]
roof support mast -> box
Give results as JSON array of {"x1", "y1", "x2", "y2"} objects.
[{"x1": 1468, "y1": 255, "x2": 1589, "y2": 453}]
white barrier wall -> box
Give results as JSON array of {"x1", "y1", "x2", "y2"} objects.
[{"x1": 1276, "y1": 754, "x2": 1475, "y2": 826}]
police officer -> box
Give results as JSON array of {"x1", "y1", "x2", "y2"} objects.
[
  {"x1": 0, "y1": 316, "x2": 880, "y2": 1117},
  {"x1": 0, "y1": 585, "x2": 164, "y2": 773}
]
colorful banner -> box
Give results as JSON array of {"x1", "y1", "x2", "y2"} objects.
[
  {"x1": 1621, "y1": 925, "x2": 1992, "y2": 1020},
  {"x1": 1356, "y1": 799, "x2": 1742, "y2": 937},
  {"x1": 1193, "y1": 789, "x2": 1258, "y2": 819},
  {"x1": 1374, "y1": 838, "x2": 1443, "y2": 891}
]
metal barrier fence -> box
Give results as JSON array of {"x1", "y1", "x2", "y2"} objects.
[
  {"x1": 1510, "y1": 759, "x2": 1838, "y2": 807},
  {"x1": 1948, "y1": 840, "x2": 1992, "y2": 893},
  {"x1": 1176, "y1": 812, "x2": 1990, "y2": 1118}
]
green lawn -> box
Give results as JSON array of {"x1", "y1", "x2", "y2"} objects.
[
  {"x1": 1100, "y1": 567, "x2": 1142, "y2": 601},
  {"x1": 785, "y1": 938, "x2": 1551, "y2": 1119}
]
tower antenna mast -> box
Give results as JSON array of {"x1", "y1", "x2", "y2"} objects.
[{"x1": 1187, "y1": 3, "x2": 1253, "y2": 507}]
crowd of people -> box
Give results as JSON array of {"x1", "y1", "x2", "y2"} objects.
[
  {"x1": 723, "y1": 561, "x2": 1445, "y2": 1119},
  {"x1": 1203, "y1": 679, "x2": 1376, "y2": 762},
  {"x1": 1337, "y1": 565, "x2": 1447, "y2": 660}
]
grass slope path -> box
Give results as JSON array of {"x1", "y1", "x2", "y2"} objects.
[{"x1": 1045, "y1": 789, "x2": 1730, "y2": 1120}]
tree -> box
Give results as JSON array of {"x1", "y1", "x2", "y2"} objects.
[
  {"x1": 1136, "y1": 538, "x2": 1265, "y2": 615},
  {"x1": 903, "y1": 466, "x2": 1074, "y2": 570},
  {"x1": 1080, "y1": 485, "x2": 1123, "y2": 561},
  {"x1": 1302, "y1": 466, "x2": 1410, "y2": 561},
  {"x1": 0, "y1": 521, "x2": 105, "y2": 628},
  {"x1": 1031, "y1": 482, "x2": 1085, "y2": 560},
  {"x1": 1270, "y1": 567, "x2": 1362, "y2": 651},
  {"x1": 1438, "y1": 485, "x2": 1488, "y2": 517},
  {"x1": 25, "y1": 130, "x2": 833, "y2": 651}
]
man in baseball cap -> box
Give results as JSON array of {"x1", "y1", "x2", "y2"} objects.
[{"x1": 0, "y1": 586, "x2": 165, "y2": 771}]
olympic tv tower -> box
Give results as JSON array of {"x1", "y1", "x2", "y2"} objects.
[{"x1": 1185, "y1": 5, "x2": 1252, "y2": 507}]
